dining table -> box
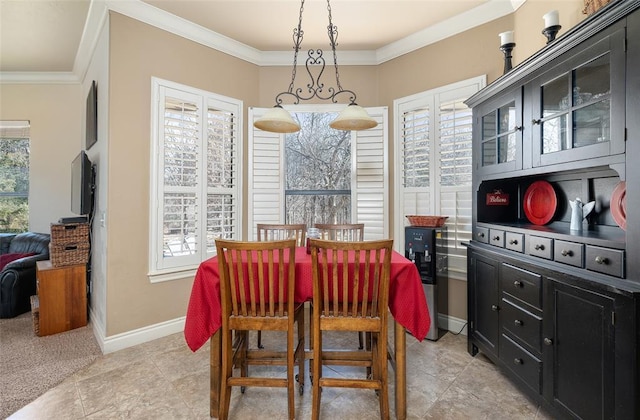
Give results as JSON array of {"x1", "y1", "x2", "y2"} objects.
[{"x1": 184, "y1": 246, "x2": 430, "y2": 420}]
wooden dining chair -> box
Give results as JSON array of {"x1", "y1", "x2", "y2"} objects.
[
  {"x1": 309, "y1": 238, "x2": 394, "y2": 420},
  {"x1": 255, "y1": 223, "x2": 306, "y2": 349},
  {"x1": 314, "y1": 223, "x2": 364, "y2": 242},
  {"x1": 257, "y1": 223, "x2": 307, "y2": 247},
  {"x1": 215, "y1": 238, "x2": 305, "y2": 420},
  {"x1": 314, "y1": 223, "x2": 367, "y2": 349}
]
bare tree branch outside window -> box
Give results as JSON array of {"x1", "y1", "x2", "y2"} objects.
[{"x1": 285, "y1": 112, "x2": 351, "y2": 227}]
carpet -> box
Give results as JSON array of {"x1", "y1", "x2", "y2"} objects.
[{"x1": 0, "y1": 312, "x2": 101, "y2": 418}]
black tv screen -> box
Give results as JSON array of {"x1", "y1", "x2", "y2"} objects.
[
  {"x1": 86, "y1": 80, "x2": 97, "y2": 150},
  {"x1": 71, "y1": 150, "x2": 93, "y2": 216}
]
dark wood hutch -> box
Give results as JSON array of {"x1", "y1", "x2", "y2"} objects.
[{"x1": 465, "y1": 1, "x2": 640, "y2": 419}]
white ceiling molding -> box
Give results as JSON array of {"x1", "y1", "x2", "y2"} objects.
[{"x1": 0, "y1": 0, "x2": 526, "y2": 84}]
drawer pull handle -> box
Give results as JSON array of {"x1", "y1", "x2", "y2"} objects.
[
  {"x1": 514, "y1": 358, "x2": 523, "y2": 365},
  {"x1": 477, "y1": 232, "x2": 485, "y2": 238},
  {"x1": 595, "y1": 256, "x2": 608, "y2": 265},
  {"x1": 561, "y1": 249, "x2": 573, "y2": 257},
  {"x1": 514, "y1": 319, "x2": 523, "y2": 326},
  {"x1": 492, "y1": 236, "x2": 501, "y2": 241},
  {"x1": 513, "y1": 280, "x2": 522, "y2": 288},
  {"x1": 509, "y1": 239, "x2": 518, "y2": 245},
  {"x1": 544, "y1": 338, "x2": 553, "y2": 346},
  {"x1": 491, "y1": 304, "x2": 499, "y2": 312},
  {"x1": 534, "y1": 244, "x2": 545, "y2": 251}
]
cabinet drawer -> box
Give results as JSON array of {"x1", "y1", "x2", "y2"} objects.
[
  {"x1": 489, "y1": 229, "x2": 505, "y2": 247},
  {"x1": 554, "y1": 240, "x2": 584, "y2": 268},
  {"x1": 475, "y1": 227, "x2": 489, "y2": 244},
  {"x1": 500, "y1": 334, "x2": 542, "y2": 394},
  {"x1": 505, "y1": 232, "x2": 524, "y2": 253},
  {"x1": 501, "y1": 263, "x2": 542, "y2": 309},
  {"x1": 585, "y1": 246, "x2": 625, "y2": 278},
  {"x1": 526, "y1": 236, "x2": 553, "y2": 260},
  {"x1": 501, "y1": 298, "x2": 542, "y2": 353}
]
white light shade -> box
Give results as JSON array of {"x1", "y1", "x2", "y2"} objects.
[
  {"x1": 254, "y1": 107, "x2": 301, "y2": 133},
  {"x1": 329, "y1": 105, "x2": 378, "y2": 131}
]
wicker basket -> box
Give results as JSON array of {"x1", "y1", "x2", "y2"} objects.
[
  {"x1": 582, "y1": 0, "x2": 612, "y2": 15},
  {"x1": 50, "y1": 242, "x2": 90, "y2": 267},
  {"x1": 406, "y1": 215, "x2": 449, "y2": 227},
  {"x1": 30, "y1": 295, "x2": 40, "y2": 336},
  {"x1": 50, "y1": 222, "x2": 89, "y2": 246}
]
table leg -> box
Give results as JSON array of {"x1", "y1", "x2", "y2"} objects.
[
  {"x1": 210, "y1": 330, "x2": 221, "y2": 418},
  {"x1": 394, "y1": 320, "x2": 406, "y2": 420}
]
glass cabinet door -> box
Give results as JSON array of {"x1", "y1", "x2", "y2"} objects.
[
  {"x1": 475, "y1": 88, "x2": 522, "y2": 175},
  {"x1": 532, "y1": 26, "x2": 624, "y2": 167}
]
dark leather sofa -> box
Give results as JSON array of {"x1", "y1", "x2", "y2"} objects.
[{"x1": 0, "y1": 232, "x2": 50, "y2": 318}]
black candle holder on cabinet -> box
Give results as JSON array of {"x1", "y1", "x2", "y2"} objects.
[
  {"x1": 500, "y1": 42, "x2": 515, "y2": 74},
  {"x1": 542, "y1": 25, "x2": 562, "y2": 43}
]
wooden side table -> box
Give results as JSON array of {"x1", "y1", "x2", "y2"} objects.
[{"x1": 35, "y1": 260, "x2": 87, "y2": 336}]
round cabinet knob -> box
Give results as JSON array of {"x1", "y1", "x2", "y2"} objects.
[
  {"x1": 514, "y1": 319, "x2": 523, "y2": 326},
  {"x1": 478, "y1": 232, "x2": 485, "y2": 238},
  {"x1": 534, "y1": 244, "x2": 545, "y2": 251},
  {"x1": 595, "y1": 256, "x2": 608, "y2": 265},
  {"x1": 561, "y1": 249, "x2": 573, "y2": 257},
  {"x1": 532, "y1": 119, "x2": 542, "y2": 125},
  {"x1": 492, "y1": 236, "x2": 501, "y2": 241},
  {"x1": 514, "y1": 358, "x2": 523, "y2": 365},
  {"x1": 491, "y1": 304, "x2": 499, "y2": 312},
  {"x1": 513, "y1": 280, "x2": 522, "y2": 288},
  {"x1": 544, "y1": 337, "x2": 553, "y2": 346},
  {"x1": 514, "y1": 125, "x2": 523, "y2": 131},
  {"x1": 509, "y1": 239, "x2": 518, "y2": 245}
]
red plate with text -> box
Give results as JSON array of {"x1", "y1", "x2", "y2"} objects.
[
  {"x1": 523, "y1": 180, "x2": 557, "y2": 225},
  {"x1": 611, "y1": 181, "x2": 626, "y2": 231}
]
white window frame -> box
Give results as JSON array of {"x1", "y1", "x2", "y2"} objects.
[
  {"x1": 393, "y1": 75, "x2": 485, "y2": 279},
  {"x1": 149, "y1": 78, "x2": 243, "y2": 282}
]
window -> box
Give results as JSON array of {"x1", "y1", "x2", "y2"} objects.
[
  {"x1": 394, "y1": 76, "x2": 485, "y2": 278},
  {"x1": 150, "y1": 79, "x2": 242, "y2": 281},
  {"x1": 0, "y1": 121, "x2": 30, "y2": 233},
  {"x1": 248, "y1": 104, "x2": 388, "y2": 241},
  {"x1": 285, "y1": 112, "x2": 352, "y2": 226}
]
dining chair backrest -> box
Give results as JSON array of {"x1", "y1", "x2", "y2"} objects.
[
  {"x1": 314, "y1": 223, "x2": 364, "y2": 242},
  {"x1": 310, "y1": 238, "x2": 392, "y2": 320},
  {"x1": 257, "y1": 223, "x2": 307, "y2": 247},
  {"x1": 216, "y1": 238, "x2": 297, "y2": 320}
]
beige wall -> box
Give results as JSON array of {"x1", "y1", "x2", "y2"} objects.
[
  {"x1": 105, "y1": 13, "x2": 260, "y2": 335},
  {"x1": 0, "y1": 84, "x2": 82, "y2": 233}
]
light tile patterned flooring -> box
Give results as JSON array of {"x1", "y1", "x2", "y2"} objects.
[{"x1": 8, "y1": 323, "x2": 556, "y2": 419}]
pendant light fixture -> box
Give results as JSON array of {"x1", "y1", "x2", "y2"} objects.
[{"x1": 253, "y1": 0, "x2": 378, "y2": 133}]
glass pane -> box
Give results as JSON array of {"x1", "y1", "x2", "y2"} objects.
[
  {"x1": 163, "y1": 193, "x2": 197, "y2": 257},
  {"x1": 542, "y1": 114, "x2": 570, "y2": 153},
  {"x1": 573, "y1": 100, "x2": 611, "y2": 147},
  {"x1": 574, "y1": 54, "x2": 610, "y2": 104},
  {"x1": 498, "y1": 102, "x2": 516, "y2": 134},
  {"x1": 482, "y1": 110, "x2": 496, "y2": 139},
  {"x1": 542, "y1": 74, "x2": 570, "y2": 118},
  {"x1": 285, "y1": 194, "x2": 351, "y2": 226},
  {"x1": 498, "y1": 133, "x2": 516, "y2": 164},
  {"x1": 206, "y1": 194, "x2": 235, "y2": 252},
  {"x1": 482, "y1": 140, "x2": 497, "y2": 166}
]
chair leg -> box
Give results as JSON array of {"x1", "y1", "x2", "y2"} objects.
[
  {"x1": 311, "y1": 323, "x2": 322, "y2": 420},
  {"x1": 374, "y1": 334, "x2": 390, "y2": 420},
  {"x1": 257, "y1": 330, "x2": 264, "y2": 349},
  {"x1": 219, "y1": 329, "x2": 234, "y2": 420},
  {"x1": 358, "y1": 331, "x2": 364, "y2": 349},
  {"x1": 287, "y1": 323, "x2": 296, "y2": 420},
  {"x1": 297, "y1": 311, "x2": 305, "y2": 395}
]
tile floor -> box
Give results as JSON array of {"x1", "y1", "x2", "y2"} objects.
[{"x1": 8, "y1": 323, "x2": 556, "y2": 419}]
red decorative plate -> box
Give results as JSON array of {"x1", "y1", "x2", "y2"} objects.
[
  {"x1": 611, "y1": 181, "x2": 626, "y2": 231},
  {"x1": 523, "y1": 180, "x2": 557, "y2": 225}
]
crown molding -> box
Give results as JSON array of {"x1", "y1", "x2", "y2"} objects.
[{"x1": 0, "y1": 0, "x2": 526, "y2": 84}]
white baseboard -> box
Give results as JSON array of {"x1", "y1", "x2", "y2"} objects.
[
  {"x1": 437, "y1": 312, "x2": 468, "y2": 336},
  {"x1": 89, "y1": 306, "x2": 186, "y2": 354}
]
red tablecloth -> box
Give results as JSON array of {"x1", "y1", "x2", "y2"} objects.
[{"x1": 184, "y1": 247, "x2": 430, "y2": 351}]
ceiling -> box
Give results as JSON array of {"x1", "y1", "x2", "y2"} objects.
[{"x1": 0, "y1": 0, "x2": 523, "y2": 77}]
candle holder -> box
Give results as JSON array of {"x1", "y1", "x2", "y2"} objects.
[
  {"x1": 500, "y1": 42, "x2": 515, "y2": 74},
  {"x1": 542, "y1": 25, "x2": 562, "y2": 43}
]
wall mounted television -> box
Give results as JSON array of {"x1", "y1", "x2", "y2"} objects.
[
  {"x1": 86, "y1": 80, "x2": 97, "y2": 150},
  {"x1": 71, "y1": 150, "x2": 94, "y2": 216}
]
